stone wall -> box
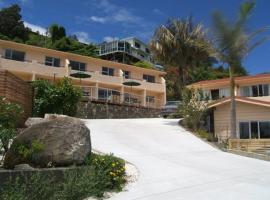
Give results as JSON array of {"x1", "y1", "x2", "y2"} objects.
[
  {"x1": 77, "y1": 101, "x2": 161, "y2": 119},
  {"x1": 0, "y1": 69, "x2": 33, "y2": 124}
]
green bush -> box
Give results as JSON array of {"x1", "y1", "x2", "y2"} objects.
[
  {"x1": 0, "y1": 97, "x2": 23, "y2": 154},
  {"x1": 32, "y1": 78, "x2": 82, "y2": 117},
  {"x1": 0, "y1": 153, "x2": 127, "y2": 199},
  {"x1": 85, "y1": 153, "x2": 127, "y2": 193},
  {"x1": 196, "y1": 129, "x2": 209, "y2": 139}
]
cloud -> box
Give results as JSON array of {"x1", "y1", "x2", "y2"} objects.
[
  {"x1": 89, "y1": 16, "x2": 107, "y2": 23},
  {"x1": 24, "y1": 21, "x2": 47, "y2": 35},
  {"x1": 103, "y1": 36, "x2": 119, "y2": 42},
  {"x1": 87, "y1": 0, "x2": 142, "y2": 25},
  {"x1": 153, "y1": 8, "x2": 164, "y2": 15},
  {"x1": 74, "y1": 31, "x2": 92, "y2": 44}
]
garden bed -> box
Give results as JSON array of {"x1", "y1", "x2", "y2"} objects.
[{"x1": 0, "y1": 153, "x2": 128, "y2": 200}]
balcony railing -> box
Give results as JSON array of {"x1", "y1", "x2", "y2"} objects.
[{"x1": 75, "y1": 85, "x2": 162, "y2": 109}]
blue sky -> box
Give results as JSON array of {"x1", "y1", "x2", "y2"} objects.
[{"x1": 0, "y1": 0, "x2": 269, "y2": 74}]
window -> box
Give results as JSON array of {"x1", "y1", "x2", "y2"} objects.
[
  {"x1": 210, "y1": 89, "x2": 219, "y2": 100},
  {"x1": 134, "y1": 41, "x2": 141, "y2": 49},
  {"x1": 241, "y1": 85, "x2": 269, "y2": 97},
  {"x1": 123, "y1": 71, "x2": 130, "y2": 79},
  {"x1": 45, "y1": 56, "x2": 60, "y2": 67},
  {"x1": 146, "y1": 96, "x2": 155, "y2": 104},
  {"x1": 240, "y1": 86, "x2": 251, "y2": 97},
  {"x1": 69, "y1": 60, "x2": 86, "y2": 71},
  {"x1": 239, "y1": 121, "x2": 270, "y2": 139},
  {"x1": 239, "y1": 122, "x2": 250, "y2": 139},
  {"x1": 98, "y1": 89, "x2": 112, "y2": 100},
  {"x1": 118, "y1": 42, "x2": 125, "y2": 51},
  {"x1": 102, "y1": 67, "x2": 114, "y2": 76},
  {"x1": 143, "y1": 74, "x2": 155, "y2": 83},
  {"x1": 5, "y1": 49, "x2": 25, "y2": 61},
  {"x1": 219, "y1": 88, "x2": 230, "y2": 98},
  {"x1": 259, "y1": 122, "x2": 270, "y2": 138},
  {"x1": 250, "y1": 121, "x2": 259, "y2": 139}
]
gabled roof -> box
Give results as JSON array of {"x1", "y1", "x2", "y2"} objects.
[
  {"x1": 208, "y1": 96, "x2": 270, "y2": 108},
  {"x1": 189, "y1": 73, "x2": 270, "y2": 88}
]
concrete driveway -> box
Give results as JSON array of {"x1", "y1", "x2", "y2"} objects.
[{"x1": 85, "y1": 118, "x2": 270, "y2": 200}]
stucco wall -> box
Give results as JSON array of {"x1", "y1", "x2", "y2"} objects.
[
  {"x1": 76, "y1": 101, "x2": 161, "y2": 119},
  {"x1": 214, "y1": 102, "x2": 270, "y2": 140}
]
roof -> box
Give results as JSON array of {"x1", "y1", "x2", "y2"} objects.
[
  {"x1": 208, "y1": 96, "x2": 270, "y2": 108},
  {"x1": 189, "y1": 73, "x2": 270, "y2": 87},
  {"x1": 0, "y1": 39, "x2": 166, "y2": 76}
]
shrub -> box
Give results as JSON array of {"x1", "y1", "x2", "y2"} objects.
[
  {"x1": 133, "y1": 61, "x2": 154, "y2": 69},
  {"x1": 85, "y1": 153, "x2": 127, "y2": 193},
  {"x1": 32, "y1": 78, "x2": 82, "y2": 117},
  {"x1": 179, "y1": 88, "x2": 209, "y2": 131},
  {"x1": 197, "y1": 129, "x2": 209, "y2": 139},
  {"x1": 0, "y1": 97, "x2": 23, "y2": 154}
]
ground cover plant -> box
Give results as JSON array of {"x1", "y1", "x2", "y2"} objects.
[{"x1": 0, "y1": 153, "x2": 127, "y2": 200}]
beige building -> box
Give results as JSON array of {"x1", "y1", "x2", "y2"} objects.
[
  {"x1": 0, "y1": 39, "x2": 166, "y2": 109},
  {"x1": 190, "y1": 74, "x2": 270, "y2": 141}
]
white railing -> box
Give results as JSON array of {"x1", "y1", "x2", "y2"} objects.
[{"x1": 74, "y1": 85, "x2": 162, "y2": 109}]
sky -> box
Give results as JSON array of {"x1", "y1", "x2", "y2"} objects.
[{"x1": 0, "y1": 0, "x2": 269, "y2": 74}]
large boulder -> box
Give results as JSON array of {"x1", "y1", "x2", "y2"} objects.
[{"x1": 4, "y1": 116, "x2": 91, "y2": 169}]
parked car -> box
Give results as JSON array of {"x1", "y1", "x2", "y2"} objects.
[{"x1": 161, "y1": 101, "x2": 182, "y2": 118}]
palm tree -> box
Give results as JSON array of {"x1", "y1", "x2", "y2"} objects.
[
  {"x1": 150, "y1": 17, "x2": 213, "y2": 95},
  {"x1": 212, "y1": 1, "x2": 269, "y2": 138}
]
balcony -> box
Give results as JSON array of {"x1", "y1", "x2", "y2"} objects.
[
  {"x1": 0, "y1": 56, "x2": 67, "y2": 77},
  {"x1": 0, "y1": 56, "x2": 165, "y2": 92},
  {"x1": 76, "y1": 85, "x2": 163, "y2": 109}
]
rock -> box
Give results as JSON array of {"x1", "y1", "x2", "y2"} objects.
[
  {"x1": 14, "y1": 164, "x2": 34, "y2": 170},
  {"x1": 4, "y1": 116, "x2": 91, "y2": 169},
  {"x1": 25, "y1": 117, "x2": 45, "y2": 127}
]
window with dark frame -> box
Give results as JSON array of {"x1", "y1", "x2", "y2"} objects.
[
  {"x1": 123, "y1": 71, "x2": 130, "y2": 79},
  {"x1": 102, "y1": 67, "x2": 114, "y2": 76},
  {"x1": 143, "y1": 74, "x2": 155, "y2": 83},
  {"x1": 239, "y1": 121, "x2": 270, "y2": 139},
  {"x1": 69, "y1": 60, "x2": 86, "y2": 71},
  {"x1": 45, "y1": 56, "x2": 60, "y2": 67},
  {"x1": 5, "y1": 49, "x2": 25, "y2": 61},
  {"x1": 239, "y1": 122, "x2": 250, "y2": 139}
]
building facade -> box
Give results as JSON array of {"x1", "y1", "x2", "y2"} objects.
[
  {"x1": 190, "y1": 74, "x2": 270, "y2": 141},
  {"x1": 0, "y1": 39, "x2": 166, "y2": 109},
  {"x1": 97, "y1": 37, "x2": 159, "y2": 67}
]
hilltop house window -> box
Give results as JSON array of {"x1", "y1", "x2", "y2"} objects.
[
  {"x1": 69, "y1": 60, "x2": 86, "y2": 71},
  {"x1": 219, "y1": 88, "x2": 230, "y2": 98},
  {"x1": 134, "y1": 41, "x2": 141, "y2": 49},
  {"x1": 143, "y1": 74, "x2": 155, "y2": 83},
  {"x1": 123, "y1": 71, "x2": 130, "y2": 79},
  {"x1": 45, "y1": 56, "x2": 60, "y2": 67},
  {"x1": 239, "y1": 121, "x2": 270, "y2": 139},
  {"x1": 4, "y1": 49, "x2": 25, "y2": 61},
  {"x1": 102, "y1": 67, "x2": 114, "y2": 76},
  {"x1": 240, "y1": 84, "x2": 269, "y2": 97}
]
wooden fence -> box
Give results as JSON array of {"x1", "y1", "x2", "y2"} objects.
[
  {"x1": 0, "y1": 69, "x2": 33, "y2": 125},
  {"x1": 229, "y1": 139, "x2": 270, "y2": 152}
]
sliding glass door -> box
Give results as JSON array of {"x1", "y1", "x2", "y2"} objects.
[{"x1": 239, "y1": 121, "x2": 270, "y2": 139}]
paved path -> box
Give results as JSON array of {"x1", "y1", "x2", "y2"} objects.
[{"x1": 85, "y1": 118, "x2": 270, "y2": 200}]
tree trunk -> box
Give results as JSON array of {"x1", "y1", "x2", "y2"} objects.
[{"x1": 229, "y1": 66, "x2": 237, "y2": 138}]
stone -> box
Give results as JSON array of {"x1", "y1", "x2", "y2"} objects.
[
  {"x1": 25, "y1": 117, "x2": 45, "y2": 127},
  {"x1": 4, "y1": 116, "x2": 91, "y2": 169},
  {"x1": 14, "y1": 164, "x2": 34, "y2": 170}
]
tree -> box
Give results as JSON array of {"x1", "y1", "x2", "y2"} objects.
[
  {"x1": 49, "y1": 24, "x2": 66, "y2": 43},
  {"x1": 212, "y1": 1, "x2": 269, "y2": 138},
  {"x1": 0, "y1": 4, "x2": 28, "y2": 41},
  {"x1": 150, "y1": 16, "x2": 213, "y2": 99},
  {"x1": 0, "y1": 97, "x2": 23, "y2": 156},
  {"x1": 32, "y1": 78, "x2": 82, "y2": 117}
]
